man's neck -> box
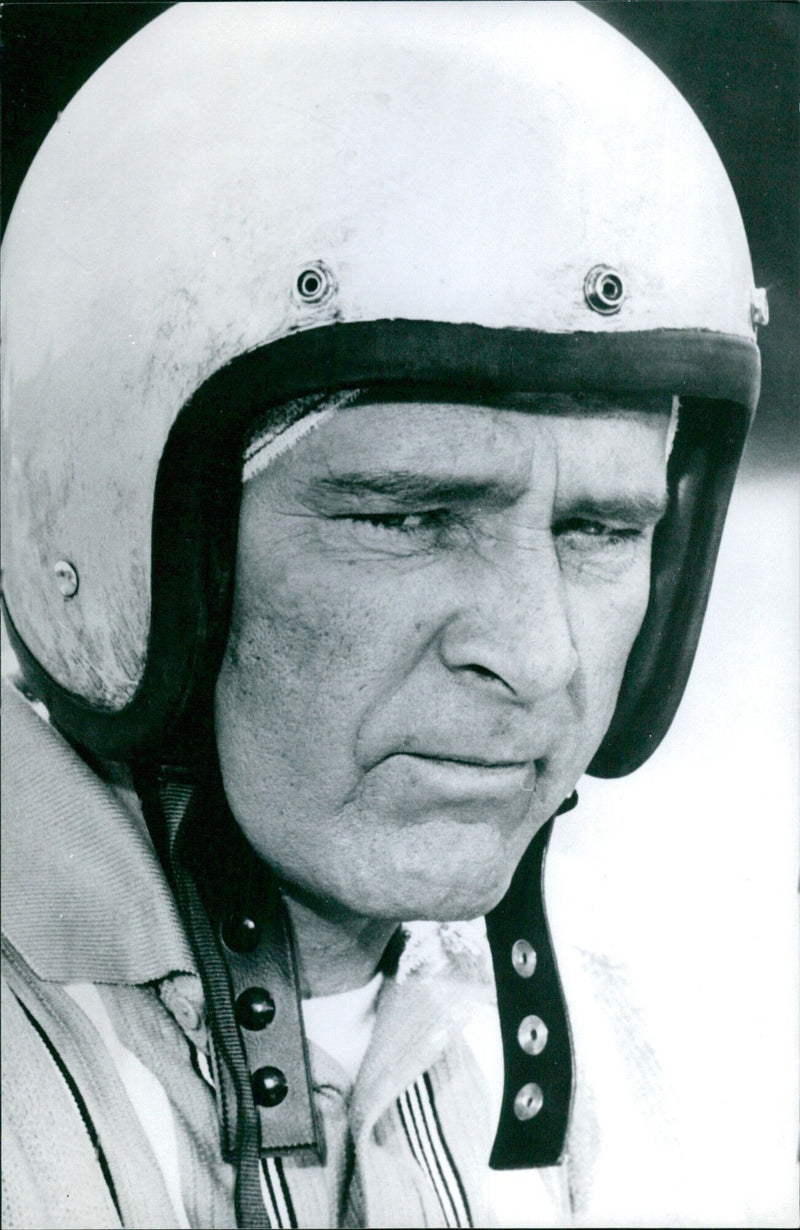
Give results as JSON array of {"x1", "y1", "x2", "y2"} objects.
[{"x1": 281, "y1": 889, "x2": 400, "y2": 998}]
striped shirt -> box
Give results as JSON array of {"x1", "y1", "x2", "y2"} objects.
[{"x1": 55, "y1": 921, "x2": 566, "y2": 1228}]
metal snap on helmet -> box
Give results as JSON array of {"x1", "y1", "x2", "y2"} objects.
[{"x1": 2, "y1": 1, "x2": 763, "y2": 774}]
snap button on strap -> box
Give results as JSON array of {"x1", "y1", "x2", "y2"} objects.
[
  {"x1": 513, "y1": 1082, "x2": 544, "y2": 1121},
  {"x1": 236, "y1": 987, "x2": 277, "y2": 1031},
  {"x1": 252, "y1": 1066, "x2": 289, "y2": 1108},
  {"x1": 222, "y1": 914, "x2": 260, "y2": 953},
  {"x1": 485, "y1": 797, "x2": 577, "y2": 1169},
  {"x1": 511, "y1": 939, "x2": 537, "y2": 977},
  {"x1": 517, "y1": 1014, "x2": 548, "y2": 1056}
]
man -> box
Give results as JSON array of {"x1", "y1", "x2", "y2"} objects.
[{"x1": 1, "y1": 4, "x2": 770, "y2": 1227}]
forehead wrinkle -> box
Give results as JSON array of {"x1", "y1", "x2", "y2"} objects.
[{"x1": 297, "y1": 406, "x2": 536, "y2": 506}]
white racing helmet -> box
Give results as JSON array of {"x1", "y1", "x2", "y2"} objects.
[
  {"x1": 1, "y1": 0, "x2": 765, "y2": 1180},
  {"x1": 2, "y1": 1, "x2": 763, "y2": 776}
]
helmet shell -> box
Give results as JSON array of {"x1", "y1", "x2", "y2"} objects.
[{"x1": 1, "y1": 1, "x2": 760, "y2": 768}]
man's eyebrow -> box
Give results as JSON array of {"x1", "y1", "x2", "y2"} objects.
[
  {"x1": 307, "y1": 469, "x2": 524, "y2": 505},
  {"x1": 557, "y1": 491, "x2": 670, "y2": 526},
  {"x1": 306, "y1": 470, "x2": 670, "y2": 524}
]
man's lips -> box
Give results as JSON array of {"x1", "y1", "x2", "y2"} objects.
[
  {"x1": 373, "y1": 745, "x2": 548, "y2": 770},
  {"x1": 402, "y1": 752, "x2": 533, "y2": 770},
  {"x1": 374, "y1": 751, "x2": 541, "y2": 797}
]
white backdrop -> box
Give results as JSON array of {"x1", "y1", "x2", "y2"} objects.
[{"x1": 548, "y1": 462, "x2": 799, "y2": 1225}]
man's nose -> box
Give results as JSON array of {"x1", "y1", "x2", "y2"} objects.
[{"x1": 436, "y1": 532, "x2": 579, "y2": 705}]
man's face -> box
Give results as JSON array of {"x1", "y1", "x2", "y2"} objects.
[{"x1": 215, "y1": 400, "x2": 669, "y2": 922}]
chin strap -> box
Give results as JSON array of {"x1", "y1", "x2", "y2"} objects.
[
  {"x1": 144, "y1": 768, "x2": 321, "y2": 1230},
  {"x1": 485, "y1": 793, "x2": 578, "y2": 1169}
]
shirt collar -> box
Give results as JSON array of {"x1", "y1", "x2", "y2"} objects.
[
  {"x1": 350, "y1": 920, "x2": 496, "y2": 1141},
  {"x1": 2, "y1": 680, "x2": 195, "y2": 984}
]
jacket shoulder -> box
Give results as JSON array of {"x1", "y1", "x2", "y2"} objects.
[{"x1": 1, "y1": 971, "x2": 122, "y2": 1229}]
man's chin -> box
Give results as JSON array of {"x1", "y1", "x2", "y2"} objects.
[
  {"x1": 343, "y1": 805, "x2": 565, "y2": 922},
  {"x1": 356, "y1": 857, "x2": 520, "y2": 925}
]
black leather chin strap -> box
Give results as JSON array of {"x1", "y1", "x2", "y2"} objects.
[
  {"x1": 484, "y1": 794, "x2": 578, "y2": 1169},
  {"x1": 150, "y1": 770, "x2": 320, "y2": 1230}
]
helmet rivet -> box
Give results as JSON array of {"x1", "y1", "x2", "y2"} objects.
[
  {"x1": 54, "y1": 560, "x2": 79, "y2": 598},
  {"x1": 294, "y1": 261, "x2": 336, "y2": 306},
  {"x1": 584, "y1": 265, "x2": 625, "y2": 315}
]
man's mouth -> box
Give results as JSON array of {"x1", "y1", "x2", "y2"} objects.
[
  {"x1": 408, "y1": 752, "x2": 532, "y2": 769},
  {"x1": 380, "y1": 751, "x2": 541, "y2": 797}
]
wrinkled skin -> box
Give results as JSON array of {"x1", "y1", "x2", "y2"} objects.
[{"x1": 215, "y1": 400, "x2": 669, "y2": 988}]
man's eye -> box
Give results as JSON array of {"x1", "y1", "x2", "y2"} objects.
[
  {"x1": 554, "y1": 517, "x2": 644, "y2": 550},
  {"x1": 345, "y1": 510, "x2": 446, "y2": 535}
]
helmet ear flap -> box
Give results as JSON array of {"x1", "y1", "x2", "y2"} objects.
[
  {"x1": 1, "y1": 382, "x2": 246, "y2": 770},
  {"x1": 589, "y1": 397, "x2": 752, "y2": 778},
  {"x1": 143, "y1": 383, "x2": 245, "y2": 770}
]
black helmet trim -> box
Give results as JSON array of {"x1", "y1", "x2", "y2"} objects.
[
  {"x1": 6, "y1": 319, "x2": 759, "y2": 771},
  {"x1": 588, "y1": 393, "x2": 750, "y2": 775}
]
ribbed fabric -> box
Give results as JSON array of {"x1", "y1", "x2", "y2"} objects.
[
  {"x1": 2, "y1": 944, "x2": 185, "y2": 1229},
  {"x1": 94, "y1": 982, "x2": 238, "y2": 1228},
  {"x1": 2, "y1": 682, "x2": 192, "y2": 983},
  {"x1": 65, "y1": 982, "x2": 191, "y2": 1226},
  {"x1": 1, "y1": 979, "x2": 123, "y2": 1230}
]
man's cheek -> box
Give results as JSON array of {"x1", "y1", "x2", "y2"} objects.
[{"x1": 571, "y1": 585, "x2": 651, "y2": 732}]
